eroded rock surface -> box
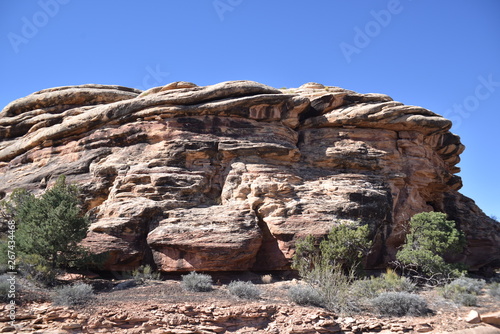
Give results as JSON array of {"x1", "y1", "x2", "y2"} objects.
[{"x1": 1, "y1": 80, "x2": 499, "y2": 271}]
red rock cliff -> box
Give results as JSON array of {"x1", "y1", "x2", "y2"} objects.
[{"x1": 1, "y1": 81, "x2": 498, "y2": 271}]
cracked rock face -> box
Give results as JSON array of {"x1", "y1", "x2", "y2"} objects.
[{"x1": 1, "y1": 81, "x2": 499, "y2": 272}]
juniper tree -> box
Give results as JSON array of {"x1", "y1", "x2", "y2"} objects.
[
  {"x1": 6, "y1": 176, "x2": 90, "y2": 269},
  {"x1": 396, "y1": 212, "x2": 465, "y2": 280}
]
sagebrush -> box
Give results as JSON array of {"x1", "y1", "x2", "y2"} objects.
[
  {"x1": 441, "y1": 277, "x2": 485, "y2": 306},
  {"x1": 181, "y1": 272, "x2": 213, "y2": 292},
  {"x1": 227, "y1": 281, "x2": 261, "y2": 299},
  {"x1": 288, "y1": 285, "x2": 324, "y2": 307},
  {"x1": 52, "y1": 283, "x2": 94, "y2": 306},
  {"x1": 488, "y1": 282, "x2": 500, "y2": 299},
  {"x1": 372, "y1": 292, "x2": 428, "y2": 316}
]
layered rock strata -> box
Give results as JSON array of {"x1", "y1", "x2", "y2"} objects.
[{"x1": 1, "y1": 81, "x2": 498, "y2": 272}]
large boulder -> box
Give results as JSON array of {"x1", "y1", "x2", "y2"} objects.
[{"x1": 1, "y1": 80, "x2": 498, "y2": 271}]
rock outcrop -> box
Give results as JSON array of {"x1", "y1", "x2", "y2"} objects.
[{"x1": 1, "y1": 81, "x2": 499, "y2": 272}]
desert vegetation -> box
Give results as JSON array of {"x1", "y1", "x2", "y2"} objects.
[
  {"x1": 227, "y1": 280, "x2": 261, "y2": 299},
  {"x1": 0, "y1": 179, "x2": 498, "y2": 332},
  {"x1": 181, "y1": 272, "x2": 213, "y2": 292},
  {"x1": 1, "y1": 176, "x2": 93, "y2": 285},
  {"x1": 51, "y1": 282, "x2": 94, "y2": 307},
  {"x1": 287, "y1": 214, "x2": 496, "y2": 316}
]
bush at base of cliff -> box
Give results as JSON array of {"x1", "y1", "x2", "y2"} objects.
[
  {"x1": 489, "y1": 282, "x2": 500, "y2": 299},
  {"x1": 227, "y1": 281, "x2": 261, "y2": 299},
  {"x1": 288, "y1": 285, "x2": 324, "y2": 307},
  {"x1": 372, "y1": 292, "x2": 428, "y2": 316},
  {"x1": 441, "y1": 276, "x2": 485, "y2": 306},
  {"x1": 352, "y1": 269, "x2": 416, "y2": 299},
  {"x1": 1, "y1": 176, "x2": 91, "y2": 272},
  {"x1": 292, "y1": 221, "x2": 372, "y2": 275},
  {"x1": 396, "y1": 212, "x2": 466, "y2": 282},
  {"x1": 52, "y1": 283, "x2": 94, "y2": 306},
  {"x1": 181, "y1": 272, "x2": 213, "y2": 292},
  {"x1": 292, "y1": 222, "x2": 372, "y2": 314}
]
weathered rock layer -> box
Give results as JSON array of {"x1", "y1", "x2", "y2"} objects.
[{"x1": 1, "y1": 81, "x2": 498, "y2": 272}]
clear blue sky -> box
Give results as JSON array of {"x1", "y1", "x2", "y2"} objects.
[{"x1": 1, "y1": 1, "x2": 499, "y2": 218}]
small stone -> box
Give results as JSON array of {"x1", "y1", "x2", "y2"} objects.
[
  {"x1": 0, "y1": 326, "x2": 15, "y2": 333},
  {"x1": 126, "y1": 316, "x2": 150, "y2": 323},
  {"x1": 368, "y1": 322, "x2": 381, "y2": 330},
  {"x1": 32, "y1": 324, "x2": 48, "y2": 329},
  {"x1": 61, "y1": 323, "x2": 83, "y2": 330},
  {"x1": 464, "y1": 310, "x2": 481, "y2": 324},
  {"x1": 140, "y1": 323, "x2": 158, "y2": 331},
  {"x1": 198, "y1": 325, "x2": 225, "y2": 333},
  {"x1": 101, "y1": 320, "x2": 117, "y2": 328},
  {"x1": 415, "y1": 323, "x2": 433, "y2": 332}
]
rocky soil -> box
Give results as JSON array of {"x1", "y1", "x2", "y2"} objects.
[
  {"x1": 1, "y1": 81, "x2": 499, "y2": 273},
  {"x1": 2, "y1": 274, "x2": 500, "y2": 334}
]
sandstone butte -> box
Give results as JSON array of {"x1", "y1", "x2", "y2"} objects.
[{"x1": 0, "y1": 80, "x2": 499, "y2": 273}]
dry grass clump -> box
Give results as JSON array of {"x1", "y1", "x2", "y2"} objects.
[{"x1": 261, "y1": 274, "x2": 273, "y2": 284}]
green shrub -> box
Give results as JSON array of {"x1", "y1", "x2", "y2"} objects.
[
  {"x1": 447, "y1": 277, "x2": 485, "y2": 295},
  {"x1": 319, "y1": 222, "x2": 372, "y2": 272},
  {"x1": 181, "y1": 272, "x2": 213, "y2": 292},
  {"x1": 293, "y1": 221, "x2": 372, "y2": 275},
  {"x1": 292, "y1": 222, "x2": 372, "y2": 314},
  {"x1": 227, "y1": 281, "x2": 261, "y2": 299},
  {"x1": 288, "y1": 285, "x2": 324, "y2": 307},
  {"x1": 2, "y1": 176, "x2": 90, "y2": 270},
  {"x1": 372, "y1": 292, "x2": 428, "y2": 316},
  {"x1": 441, "y1": 277, "x2": 485, "y2": 306},
  {"x1": 52, "y1": 283, "x2": 94, "y2": 306},
  {"x1": 396, "y1": 212, "x2": 465, "y2": 281},
  {"x1": 352, "y1": 269, "x2": 416, "y2": 299}
]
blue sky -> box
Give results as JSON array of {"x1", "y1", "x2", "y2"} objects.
[{"x1": 1, "y1": 1, "x2": 499, "y2": 218}]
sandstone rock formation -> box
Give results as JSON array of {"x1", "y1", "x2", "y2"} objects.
[{"x1": 1, "y1": 81, "x2": 499, "y2": 272}]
